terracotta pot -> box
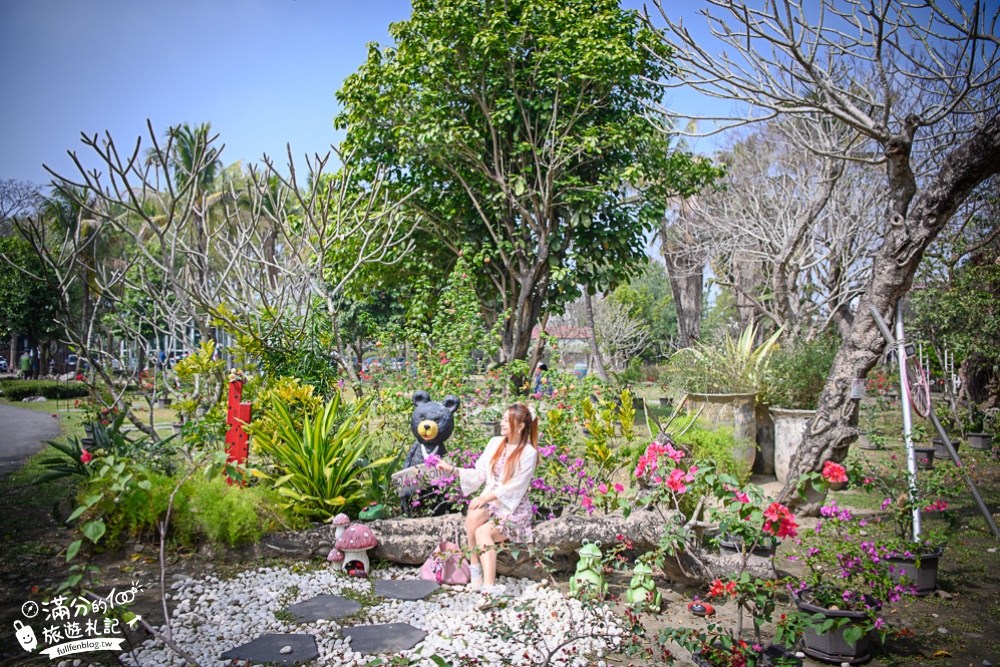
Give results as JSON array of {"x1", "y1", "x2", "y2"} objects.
[
  {"x1": 887, "y1": 546, "x2": 944, "y2": 596},
  {"x1": 968, "y1": 433, "x2": 994, "y2": 450},
  {"x1": 771, "y1": 408, "x2": 816, "y2": 484},
  {"x1": 792, "y1": 588, "x2": 875, "y2": 664}
]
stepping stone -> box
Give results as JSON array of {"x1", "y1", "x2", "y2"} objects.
[
  {"x1": 286, "y1": 594, "x2": 362, "y2": 622},
  {"x1": 344, "y1": 623, "x2": 427, "y2": 654},
  {"x1": 373, "y1": 579, "x2": 439, "y2": 601},
  {"x1": 221, "y1": 633, "x2": 318, "y2": 664}
]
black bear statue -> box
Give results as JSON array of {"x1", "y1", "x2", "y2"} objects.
[{"x1": 403, "y1": 390, "x2": 461, "y2": 469}]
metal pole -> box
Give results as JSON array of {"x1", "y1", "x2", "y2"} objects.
[{"x1": 894, "y1": 301, "x2": 921, "y2": 541}]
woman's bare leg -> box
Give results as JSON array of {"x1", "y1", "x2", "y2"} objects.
[
  {"x1": 475, "y1": 522, "x2": 508, "y2": 587},
  {"x1": 466, "y1": 508, "x2": 491, "y2": 567}
]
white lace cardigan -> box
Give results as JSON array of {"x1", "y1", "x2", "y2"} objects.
[{"x1": 458, "y1": 436, "x2": 538, "y2": 513}]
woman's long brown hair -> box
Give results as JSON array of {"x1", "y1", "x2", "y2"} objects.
[{"x1": 490, "y1": 403, "x2": 538, "y2": 483}]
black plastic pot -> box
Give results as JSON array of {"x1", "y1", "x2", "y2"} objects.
[
  {"x1": 914, "y1": 446, "x2": 935, "y2": 469},
  {"x1": 931, "y1": 437, "x2": 960, "y2": 460},
  {"x1": 968, "y1": 433, "x2": 994, "y2": 450},
  {"x1": 659, "y1": 397, "x2": 672, "y2": 408},
  {"x1": 633, "y1": 397, "x2": 644, "y2": 411},
  {"x1": 792, "y1": 588, "x2": 876, "y2": 665},
  {"x1": 692, "y1": 643, "x2": 802, "y2": 667},
  {"x1": 718, "y1": 535, "x2": 779, "y2": 559},
  {"x1": 887, "y1": 546, "x2": 944, "y2": 596}
]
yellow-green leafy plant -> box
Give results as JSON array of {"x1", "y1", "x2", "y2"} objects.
[
  {"x1": 251, "y1": 394, "x2": 390, "y2": 520},
  {"x1": 669, "y1": 324, "x2": 782, "y2": 395},
  {"x1": 582, "y1": 388, "x2": 642, "y2": 483},
  {"x1": 173, "y1": 340, "x2": 228, "y2": 420},
  {"x1": 244, "y1": 377, "x2": 324, "y2": 461}
]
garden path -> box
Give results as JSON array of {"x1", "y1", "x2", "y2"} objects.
[{"x1": 0, "y1": 403, "x2": 60, "y2": 475}]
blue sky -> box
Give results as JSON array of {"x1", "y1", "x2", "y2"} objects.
[{"x1": 0, "y1": 0, "x2": 721, "y2": 187}]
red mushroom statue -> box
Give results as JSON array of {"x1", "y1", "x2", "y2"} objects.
[
  {"x1": 331, "y1": 513, "x2": 351, "y2": 540},
  {"x1": 335, "y1": 524, "x2": 378, "y2": 576},
  {"x1": 327, "y1": 547, "x2": 345, "y2": 570}
]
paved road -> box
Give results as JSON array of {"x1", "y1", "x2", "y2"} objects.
[{"x1": 0, "y1": 403, "x2": 61, "y2": 476}]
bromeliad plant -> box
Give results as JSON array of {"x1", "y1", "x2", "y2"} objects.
[{"x1": 251, "y1": 393, "x2": 395, "y2": 520}]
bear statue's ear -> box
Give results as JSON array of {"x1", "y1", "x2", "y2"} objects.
[
  {"x1": 442, "y1": 395, "x2": 461, "y2": 413},
  {"x1": 412, "y1": 390, "x2": 430, "y2": 406}
]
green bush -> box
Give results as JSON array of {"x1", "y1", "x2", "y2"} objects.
[
  {"x1": 88, "y1": 468, "x2": 303, "y2": 549},
  {"x1": 668, "y1": 324, "x2": 781, "y2": 394},
  {"x1": 762, "y1": 334, "x2": 839, "y2": 410},
  {"x1": 187, "y1": 475, "x2": 302, "y2": 547},
  {"x1": 671, "y1": 416, "x2": 750, "y2": 484},
  {"x1": 0, "y1": 380, "x2": 90, "y2": 401}
]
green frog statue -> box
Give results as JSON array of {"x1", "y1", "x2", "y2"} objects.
[
  {"x1": 625, "y1": 562, "x2": 661, "y2": 611},
  {"x1": 568, "y1": 540, "x2": 608, "y2": 600}
]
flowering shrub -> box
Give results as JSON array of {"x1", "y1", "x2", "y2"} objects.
[
  {"x1": 788, "y1": 498, "x2": 905, "y2": 644},
  {"x1": 853, "y1": 453, "x2": 961, "y2": 551}
]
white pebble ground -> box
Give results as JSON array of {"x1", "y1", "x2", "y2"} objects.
[{"x1": 66, "y1": 565, "x2": 624, "y2": 667}]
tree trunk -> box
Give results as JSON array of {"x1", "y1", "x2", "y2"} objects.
[
  {"x1": 663, "y1": 251, "x2": 703, "y2": 348},
  {"x1": 778, "y1": 111, "x2": 1000, "y2": 513},
  {"x1": 583, "y1": 290, "x2": 610, "y2": 382}
]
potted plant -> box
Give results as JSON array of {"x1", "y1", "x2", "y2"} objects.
[
  {"x1": 854, "y1": 455, "x2": 961, "y2": 596},
  {"x1": 669, "y1": 324, "x2": 782, "y2": 472},
  {"x1": 652, "y1": 471, "x2": 806, "y2": 666},
  {"x1": 963, "y1": 403, "x2": 995, "y2": 450},
  {"x1": 790, "y1": 497, "x2": 900, "y2": 663}
]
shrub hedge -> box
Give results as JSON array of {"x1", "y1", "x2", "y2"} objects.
[{"x1": 0, "y1": 380, "x2": 90, "y2": 401}]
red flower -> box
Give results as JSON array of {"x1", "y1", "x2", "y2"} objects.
[
  {"x1": 822, "y1": 460, "x2": 848, "y2": 484},
  {"x1": 708, "y1": 578, "x2": 737, "y2": 598},
  {"x1": 80, "y1": 449, "x2": 92, "y2": 464},
  {"x1": 763, "y1": 502, "x2": 798, "y2": 538}
]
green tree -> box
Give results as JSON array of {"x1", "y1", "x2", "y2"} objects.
[
  {"x1": 335, "y1": 0, "x2": 718, "y2": 367},
  {"x1": 0, "y1": 236, "x2": 62, "y2": 354},
  {"x1": 610, "y1": 261, "x2": 679, "y2": 362}
]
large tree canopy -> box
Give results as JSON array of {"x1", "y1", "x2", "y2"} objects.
[
  {"x1": 0, "y1": 235, "x2": 62, "y2": 346},
  {"x1": 335, "y1": 0, "x2": 719, "y2": 364}
]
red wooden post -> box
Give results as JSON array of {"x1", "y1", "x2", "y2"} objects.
[{"x1": 225, "y1": 380, "x2": 252, "y2": 484}]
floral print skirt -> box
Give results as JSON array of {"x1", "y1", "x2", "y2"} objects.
[
  {"x1": 487, "y1": 495, "x2": 534, "y2": 544},
  {"x1": 486, "y1": 448, "x2": 534, "y2": 544}
]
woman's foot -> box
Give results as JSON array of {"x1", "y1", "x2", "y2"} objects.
[{"x1": 469, "y1": 563, "x2": 483, "y2": 589}]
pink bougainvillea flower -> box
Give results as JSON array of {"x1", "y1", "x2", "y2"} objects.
[
  {"x1": 763, "y1": 502, "x2": 798, "y2": 538},
  {"x1": 80, "y1": 449, "x2": 92, "y2": 464},
  {"x1": 614, "y1": 483, "x2": 624, "y2": 493},
  {"x1": 665, "y1": 468, "x2": 689, "y2": 494},
  {"x1": 424, "y1": 454, "x2": 440, "y2": 468},
  {"x1": 581, "y1": 495, "x2": 594, "y2": 513},
  {"x1": 732, "y1": 489, "x2": 751, "y2": 504},
  {"x1": 822, "y1": 460, "x2": 848, "y2": 484},
  {"x1": 597, "y1": 483, "x2": 609, "y2": 495}
]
